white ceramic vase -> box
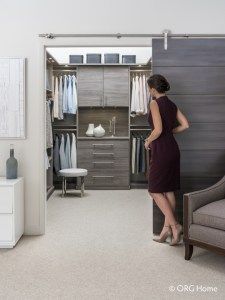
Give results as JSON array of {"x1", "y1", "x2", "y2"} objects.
[
  {"x1": 93, "y1": 124, "x2": 105, "y2": 138},
  {"x1": 86, "y1": 123, "x2": 95, "y2": 136}
]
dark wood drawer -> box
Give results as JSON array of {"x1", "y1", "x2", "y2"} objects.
[
  {"x1": 84, "y1": 172, "x2": 129, "y2": 187},
  {"x1": 78, "y1": 159, "x2": 129, "y2": 172},
  {"x1": 77, "y1": 140, "x2": 129, "y2": 159}
]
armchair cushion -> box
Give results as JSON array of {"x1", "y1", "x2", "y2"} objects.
[{"x1": 193, "y1": 199, "x2": 225, "y2": 231}]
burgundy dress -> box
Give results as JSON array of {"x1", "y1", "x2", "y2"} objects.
[{"x1": 148, "y1": 95, "x2": 180, "y2": 193}]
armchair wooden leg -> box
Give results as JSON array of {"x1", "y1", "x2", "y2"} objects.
[{"x1": 185, "y1": 243, "x2": 193, "y2": 260}]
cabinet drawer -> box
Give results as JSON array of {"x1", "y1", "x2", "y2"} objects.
[
  {"x1": 0, "y1": 187, "x2": 13, "y2": 213},
  {"x1": 0, "y1": 215, "x2": 13, "y2": 241},
  {"x1": 78, "y1": 140, "x2": 129, "y2": 158},
  {"x1": 85, "y1": 173, "x2": 129, "y2": 187},
  {"x1": 78, "y1": 158, "x2": 129, "y2": 172}
]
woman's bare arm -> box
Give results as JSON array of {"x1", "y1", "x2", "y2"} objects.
[
  {"x1": 145, "y1": 100, "x2": 162, "y2": 149},
  {"x1": 173, "y1": 108, "x2": 189, "y2": 134}
]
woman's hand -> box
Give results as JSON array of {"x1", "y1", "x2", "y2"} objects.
[{"x1": 145, "y1": 138, "x2": 151, "y2": 150}]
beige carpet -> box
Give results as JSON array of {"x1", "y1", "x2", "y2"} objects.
[{"x1": 0, "y1": 189, "x2": 225, "y2": 300}]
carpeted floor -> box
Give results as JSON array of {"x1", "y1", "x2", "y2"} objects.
[{"x1": 0, "y1": 189, "x2": 225, "y2": 300}]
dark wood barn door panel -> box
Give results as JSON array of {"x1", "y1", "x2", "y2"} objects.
[{"x1": 152, "y1": 38, "x2": 225, "y2": 234}]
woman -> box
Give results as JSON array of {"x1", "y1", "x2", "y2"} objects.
[{"x1": 145, "y1": 74, "x2": 189, "y2": 246}]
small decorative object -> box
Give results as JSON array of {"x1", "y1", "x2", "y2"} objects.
[
  {"x1": 86, "y1": 123, "x2": 95, "y2": 136},
  {"x1": 93, "y1": 124, "x2": 105, "y2": 137},
  {"x1": 6, "y1": 144, "x2": 18, "y2": 179}
]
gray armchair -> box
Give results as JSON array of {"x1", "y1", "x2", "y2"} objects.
[{"x1": 183, "y1": 176, "x2": 225, "y2": 260}]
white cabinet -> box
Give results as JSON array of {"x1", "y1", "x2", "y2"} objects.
[{"x1": 0, "y1": 177, "x2": 24, "y2": 248}]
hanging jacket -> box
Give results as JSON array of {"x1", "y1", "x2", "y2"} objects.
[
  {"x1": 71, "y1": 133, "x2": 77, "y2": 168},
  {"x1": 63, "y1": 75, "x2": 68, "y2": 113},
  {"x1": 71, "y1": 75, "x2": 78, "y2": 114},
  {"x1": 53, "y1": 76, "x2": 59, "y2": 118},
  {"x1": 59, "y1": 134, "x2": 67, "y2": 170},
  {"x1": 67, "y1": 75, "x2": 73, "y2": 114},
  {"x1": 131, "y1": 136, "x2": 136, "y2": 174},
  {"x1": 138, "y1": 75, "x2": 145, "y2": 114},
  {"x1": 136, "y1": 137, "x2": 141, "y2": 174},
  {"x1": 65, "y1": 133, "x2": 72, "y2": 168},
  {"x1": 142, "y1": 75, "x2": 148, "y2": 114},
  {"x1": 58, "y1": 75, "x2": 64, "y2": 120},
  {"x1": 134, "y1": 75, "x2": 140, "y2": 113},
  {"x1": 53, "y1": 135, "x2": 60, "y2": 173},
  {"x1": 131, "y1": 77, "x2": 136, "y2": 115}
]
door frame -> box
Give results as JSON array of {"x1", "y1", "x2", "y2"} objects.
[{"x1": 38, "y1": 38, "x2": 152, "y2": 234}]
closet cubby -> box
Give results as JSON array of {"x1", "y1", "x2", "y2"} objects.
[{"x1": 77, "y1": 107, "x2": 129, "y2": 138}]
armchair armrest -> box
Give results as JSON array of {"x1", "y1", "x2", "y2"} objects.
[{"x1": 183, "y1": 176, "x2": 225, "y2": 237}]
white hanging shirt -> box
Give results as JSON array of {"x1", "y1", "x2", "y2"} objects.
[
  {"x1": 71, "y1": 133, "x2": 77, "y2": 168},
  {"x1": 53, "y1": 76, "x2": 59, "y2": 118}
]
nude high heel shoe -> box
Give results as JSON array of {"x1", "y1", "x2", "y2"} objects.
[
  {"x1": 170, "y1": 223, "x2": 183, "y2": 246},
  {"x1": 153, "y1": 225, "x2": 172, "y2": 243}
]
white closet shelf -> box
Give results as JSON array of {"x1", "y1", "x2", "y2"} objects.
[{"x1": 77, "y1": 136, "x2": 129, "y2": 140}]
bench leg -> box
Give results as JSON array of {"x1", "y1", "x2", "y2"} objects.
[
  {"x1": 61, "y1": 177, "x2": 64, "y2": 197},
  {"x1": 81, "y1": 176, "x2": 85, "y2": 197},
  {"x1": 64, "y1": 178, "x2": 67, "y2": 196}
]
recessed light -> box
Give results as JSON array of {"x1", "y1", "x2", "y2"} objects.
[{"x1": 65, "y1": 64, "x2": 68, "y2": 67}]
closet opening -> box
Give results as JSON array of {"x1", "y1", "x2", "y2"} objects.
[{"x1": 45, "y1": 45, "x2": 152, "y2": 201}]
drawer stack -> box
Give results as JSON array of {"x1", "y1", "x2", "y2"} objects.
[
  {"x1": 0, "y1": 177, "x2": 24, "y2": 248},
  {"x1": 77, "y1": 140, "x2": 130, "y2": 189}
]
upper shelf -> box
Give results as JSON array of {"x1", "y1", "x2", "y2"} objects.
[{"x1": 56, "y1": 63, "x2": 150, "y2": 67}]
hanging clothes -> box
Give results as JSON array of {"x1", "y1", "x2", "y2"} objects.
[
  {"x1": 142, "y1": 74, "x2": 148, "y2": 114},
  {"x1": 59, "y1": 134, "x2": 67, "y2": 170},
  {"x1": 71, "y1": 133, "x2": 77, "y2": 168},
  {"x1": 46, "y1": 100, "x2": 53, "y2": 149},
  {"x1": 53, "y1": 135, "x2": 60, "y2": 173},
  {"x1": 131, "y1": 133, "x2": 149, "y2": 175},
  {"x1": 131, "y1": 137, "x2": 136, "y2": 174},
  {"x1": 71, "y1": 75, "x2": 78, "y2": 114},
  {"x1": 131, "y1": 77, "x2": 136, "y2": 116},
  {"x1": 130, "y1": 73, "x2": 150, "y2": 116},
  {"x1": 45, "y1": 151, "x2": 50, "y2": 170},
  {"x1": 63, "y1": 75, "x2": 68, "y2": 114},
  {"x1": 67, "y1": 75, "x2": 73, "y2": 114},
  {"x1": 58, "y1": 75, "x2": 64, "y2": 120},
  {"x1": 65, "y1": 133, "x2": 72, "y2": 168},
  {"x1": 53, "y1": 76, "x2": 59, "y2": 119}
]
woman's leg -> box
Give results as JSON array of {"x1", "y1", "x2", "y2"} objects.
[
  {"x1": 163, "y1": 192, "x2": 176, "y2": 226},
  {"x1": 150, "y1": 192, "x2": 177, "y2": 231}
]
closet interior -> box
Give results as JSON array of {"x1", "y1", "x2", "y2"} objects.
[{"x1": 45, "y1": 46, "x2": 152, "y2": 198}]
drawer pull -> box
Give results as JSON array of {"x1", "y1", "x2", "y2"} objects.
[
  {"x1": 92, "y1": 175, "x2": 114, "y2": 178},
  {"x1": 93, "y1": 161, "x2": 114, "y2": 164},
  {"x1": 93, "y1": 152, "x2": 114, "y2": 156},
  {"x1": 92, "y1": 144, "x2": 114, "y2": 148}
]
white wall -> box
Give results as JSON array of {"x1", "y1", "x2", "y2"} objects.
[{"x1": 0, "y1": 0, "x2": 225, "y2": 234}]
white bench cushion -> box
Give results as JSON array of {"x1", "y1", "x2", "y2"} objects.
[{"x1": 59, "y1": 168, "x2": 88, "y2": 177}]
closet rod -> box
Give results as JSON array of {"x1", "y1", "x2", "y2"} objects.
[
  {"x1": 53, "y1": 128, "x2": 77, "y2": 131},
  {"x1": 130, "y1": 70, "x2": 152, "y2": 73},
  {"x1": 53, "y1": 70, "x2": 77, "y2": 72},
  {"x1": 130, "y1": 128, "x2": 150, "y2": 131},
  {"x1": 39, "y1": 32, "x2": 225, "y2": 39}
]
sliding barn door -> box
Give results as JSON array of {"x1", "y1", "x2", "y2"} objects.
[{"x1": 152, "y1": 38, "x2": 225, "y2": 234}]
